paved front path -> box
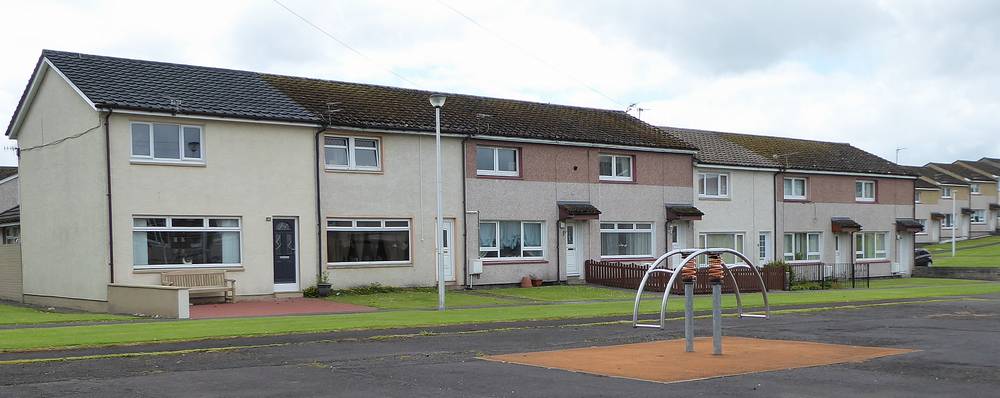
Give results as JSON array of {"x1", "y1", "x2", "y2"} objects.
[{"x1": 1, "y1": 294, "x2": 997, "y2": 397}]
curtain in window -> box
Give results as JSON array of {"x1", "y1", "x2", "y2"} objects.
[
  {"x1": 328, "y1": 231, "x2": 409, "y2": 263},
  {"x1": 601, "y1": 232, "x2": 651, "y2": 256},
  {"x1": 499, "y1": 221, "x2": 522, "y2": 257}
]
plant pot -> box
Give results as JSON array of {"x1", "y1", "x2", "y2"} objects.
[
  {"x1": 520, "y1": 276, "x2": 533, "y2": 288},
  {"x1": 317, "y1": 283, "x2": 332, "y2": 297},
  {"x1": 531, "y1": 278, "x2": 544, "y2": 287}
]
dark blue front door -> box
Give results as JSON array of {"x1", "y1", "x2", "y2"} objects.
[{"x1": 273, "y1": 218, "x2": 297, "y2": 285}]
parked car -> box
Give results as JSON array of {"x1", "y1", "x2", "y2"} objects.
[{"x1": 914, "y1": 248, "x2": 933, "y2": 267}]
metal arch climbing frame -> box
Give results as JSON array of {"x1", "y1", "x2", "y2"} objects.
[{"x1": 632, "y1": 248, "x2": 770, "y2": 329}]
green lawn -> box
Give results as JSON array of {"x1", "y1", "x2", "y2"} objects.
[
  {"x1": 0, "y1": 304, "x2": 132, "y2": 326},
  {"x1": 327, "y1": 289, "x2": 524, "y2": 309},
  {"x1": 473, "y1": 285, "x2": 649, "y2": 302},
  {"x1": 923, "y1": 235, "x2": 1000, "y2": 251},
  {"x1": 1, "y1": 280, "x2": 998, "y2": 352},
  {"x1": 867, "y1": 277, "x2": 988, "y2": 288}
]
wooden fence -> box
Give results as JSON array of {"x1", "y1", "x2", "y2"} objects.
[{"x1": 584, "y1": 260, "x2": 786, "y2": 294}]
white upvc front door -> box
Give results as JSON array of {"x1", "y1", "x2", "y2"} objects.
[
  {"x1": 437, "y1": 220, "x2": 455, "y2": 282},
  {"x1": 566, "y1": 223, "x2": 580, "y2": 276}
]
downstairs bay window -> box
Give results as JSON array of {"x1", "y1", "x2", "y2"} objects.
[
  {"x1": 479, "y1": 221, "x2": 544, "y2": 260},
  {"x1": 132, "y1": 217, "x2": 241, "y2": 269},
  {"x1": 327, "y1": 219, "x2": 410, "y2": 265},
  {"x1": 600, "y1": 222, "x2": 653, "y2": 258},
  {"x1": 855, "y1": 232, "x2": 887, "y2": 260},
  {"x1": 783, "y1": 232, "x2": 820, "y2": 262}
]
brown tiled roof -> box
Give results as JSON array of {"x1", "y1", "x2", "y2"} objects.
[
  {"x1": 0, "y1": 166, "x2": 16, "y2": 181},
  {"x1": 956, "y1": 160, "x2": 1000, "y2": 178},
  {"x1": 6, "y1": 50, "x2": 695, "y2": 151},
  {"x1": 661, "y1": 126, "x2": 912, "y2": 176},
  {"x1": 902, "y1": 165, "x2": 968, "y2": 186},
  {"x1": 929, "y1": 162, "x2": 994, "y2": 182}
]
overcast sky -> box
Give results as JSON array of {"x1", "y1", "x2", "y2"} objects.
[{"x1": 1, "y1": 0, "x2": 998, "y2": 167}]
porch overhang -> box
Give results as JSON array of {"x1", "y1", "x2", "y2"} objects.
[
  {"x1": 665, "y1": 204, "x2": 704, "y2": 221},
  {"x1": 930, "y1": 212, "x2": 946, "y2": 220},
  {"x1": 831, "y1": 217, "x2": 862, "y2": 233},
  {"x1": 0, "y1": 205, "x2": 19, "y2": 224},
  {"x1": 895, "y1": 218, "x2": 924, "y2": 233},
  {"x1": 990, "y1": 203, "x2": 1000, "y2": 211},
  {"x1": 558, "y1": 202, "x2": 601, "y2": 221},
  {"x1": 961, "y1": 208, "x2": 975, "y2": 215}
]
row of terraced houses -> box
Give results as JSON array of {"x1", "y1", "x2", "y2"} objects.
[{"x1": 1, "y1": 50, "x2": 990, "y2": 311}]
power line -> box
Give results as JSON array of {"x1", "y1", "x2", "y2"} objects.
[
  {"x1": 271, "y1": 0, "x2": 422, "y2": 88},
  {"x1": 436, "y1": 0, "x2": 626, "y2": 108}
]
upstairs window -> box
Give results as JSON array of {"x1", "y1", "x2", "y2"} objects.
[
  {"x1": 131, "y1": 122, "x2": 203, "y2": 162},
  {"x1": 697, "y1": 172, "x2": 729, "y2": 198},
  {"x1": 855, "y1": 180, "x2": 876, "y2": 202},
  {"x1": 325, "y1": 136, "x2": 380, "y2": 171},
  {"x1": 970, "y1": 183, "x2": 981, "y2": 194},
  {"x1": 599, "y1": 154, "x2": 633, "y2": 182},
  {"x1": 914, "y1": 191, "x2": 921, "y2": 203},
  {"x1": 476, "y1": 146, "x2": 519, "y2": 176},
  {"x1": 941, "y1": 187, "x2": 953, "y2": 199},
  {"x1": 783, "y1": 178, "x2": 807, "y2": 200}
]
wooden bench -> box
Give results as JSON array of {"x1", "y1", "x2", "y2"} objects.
[{"x1": 161, "y1": 270, "x2": 236, "y2": 303}]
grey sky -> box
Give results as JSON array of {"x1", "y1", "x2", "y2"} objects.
[{"x1": 1, "y1": 0, "x2": 998, "y2": 167}]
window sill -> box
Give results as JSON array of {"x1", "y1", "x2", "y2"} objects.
[
  {"x1": 785, "y1": 260, "x2": 821, "y2": 265},
  {"x1": 483, "y1": 259, "x2": 548, "y2": 265},
  {"x1": 475, "y1": 174, "x2": 522, "y2": 180},
  {"x1": 600, "y1": 257, "x2": 656, "y2": 262},
  {"x1": 697, "y1": 196, "x2": 731, "y2": 201},
  {"x1": 130, "y1": 158, "x2": 206, "y2": 167},
  {"x1": 854, "y1": 199, "x2": 876, "y2": 203},
  {"x1": 856, "y1": 259, "x2": 890, "y2": 264},
  {"x1": 325, "y1": 167, "x2": 383, "y2": 174},
  {"x1": 133, "y1": 266, "x2": 244, "y2": 274},
  {"x1": 783, "y1": 198, "x2": 809, "y2": 202},
  {"x1": 599, "y1": 178, "x2": 636, "y2": 184},
  {"x1": 327, "y1": 262, "x2": 412, "y2": 269}
]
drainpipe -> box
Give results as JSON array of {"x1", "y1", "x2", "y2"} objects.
[
  {"x1": 461, "y1": 136, "x2": 470, "y2": 289},
  {"x1": 555, "y1": 220, "x2": 561, "y2": 284},
  {"x1": 103, "y1": 107, "x2": 115, "y2": 283},
  {"x1": 315, "y1": 126, "x2": 327, "y2": 282},
  {"x1": 773, "y1": 170, "x2": 780, "y2": 263}
]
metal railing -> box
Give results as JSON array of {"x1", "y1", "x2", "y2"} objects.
[{"x1": 788, "y1": 262, "x2": 870, "y2": 289}]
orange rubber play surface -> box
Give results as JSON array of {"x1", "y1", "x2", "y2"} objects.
[{"x1": 483, "y1": 337, "x2": 915, "y2": 384}]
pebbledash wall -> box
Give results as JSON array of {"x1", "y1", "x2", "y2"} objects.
[
  {"x1": 691, "y1": 167, "x2": 776, "y2": 266},
  {"x1": 463, "y1": 139, "x2": 694, "y2": 285},
  {"x1": 319, "y1": 131, "x2": 466, "y2": 289},
  {"x1": 775, "y1": 173, "x2": 916, "y2": 276}
]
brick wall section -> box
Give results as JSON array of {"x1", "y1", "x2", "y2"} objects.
[{"x1": 0, "y1": 244, "x2": 22, "y2": 301}]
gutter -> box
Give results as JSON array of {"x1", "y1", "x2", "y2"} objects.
[{"x1": 102, "y1": 107, "x2": 115, "y2": 283}]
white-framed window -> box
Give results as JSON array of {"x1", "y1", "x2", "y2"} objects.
[
  {"x1": 130, "y1": 122, "x2": 203, "y2": 163},
  {"x1": 479, "y1": 221, "x2": 544, "y2": 259},
  {"x1": 598, "y1": 154, "x2": 633, "y2": 182},
  {"x1": 697, "y1": 172, "x2": 729, "y2": 198},
  {"x1": 855, "y1": 180, "x2": 875, "y2": 202},
  {"x1": 971, "y1": 209, "x2": 986, "y2": 224},
  {"x1": 783, "y1": 232, "x2": 821, "y2": 262},
  {"x1": 941, "y1": 187, "x2": 953, "y2": 199},
  {"x1": 698, "y1": 232, "x2": 745, "y2": 264},
  {"x1": 943, "y1": 213, "x2": 955, "y2": 228},
  {"x1": 783, "y1": 177, "x2": 807, "y2": 200},
  {"x1": 970, "y1": 183, "x2": 980, "y2": 194},
  {"x1": 132, "y1": 216, "x2": 241, "y2": 269},
  {"x1": 916, "y1": 219, "x2": 928, "y2": 235},
  {"x1": 914, "y1": 191, "x2": 921, "y2": 203},
  {"x1": 600, "y1": 222, "x2": 653, "y2": 258},
  {"x1": 324, "y1": 136, "x2": 380, "y2": 171},
  {"x1": 758, "y1": 232, "x2": 772, "y2": 264},
  {"x1": 1, "y1": 225, "x2": 19, "y2": 245},
  {"x1": 327, "y1": 218, "x2": 410, "y2": 265},
  {"x1": 855, "y1": 232, "x2": 887, "y2": 260},
  {"x1": 476, "y1": 146, "x2": 519, "y2": 176}
]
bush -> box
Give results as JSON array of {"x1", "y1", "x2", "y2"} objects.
[
  {"x1": 333, "y1": 283, "x2": 408, "y2": 296},
  {"x1": 302, "y1": 286, "x2": 319, "y2": 298}
]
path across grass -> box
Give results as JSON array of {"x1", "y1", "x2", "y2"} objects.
[{"x1": 1, "y1": 279, "x2": 997, "y2": 352}]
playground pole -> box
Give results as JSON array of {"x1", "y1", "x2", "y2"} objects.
[
  {"x1": 712, "y1": 281, "x2": 722, "y2": 355},
  {"x1": 684, "y1": 281, "x2": 694, "y2": 352}
]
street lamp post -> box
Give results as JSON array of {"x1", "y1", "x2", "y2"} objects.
[{"x1": 429, "y1": 94, "x2": 447, "y2": 311}]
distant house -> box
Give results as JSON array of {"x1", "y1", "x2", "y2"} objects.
[
  {"x1": 904, "y1": 165, "x2": 972, "y2": 243},
  {"x1": 666, "y1": 127, "x2": 919, "y2": 277},
  {"x1": 927, "y1": 162, "x2": 998, "y2": 237}
]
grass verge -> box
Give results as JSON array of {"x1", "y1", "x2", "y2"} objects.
[
  {"x1": 0, "y1": 303, "x2": 133, "y2": 326},
  {"x1": 1, "y1": 281, "x2": 998, "y2": 352}
]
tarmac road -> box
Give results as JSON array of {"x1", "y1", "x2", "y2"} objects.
[{"x1": 1, "y1": 295, "x2": 998, "y2": 397}]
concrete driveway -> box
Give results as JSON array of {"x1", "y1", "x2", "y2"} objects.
[{"x1": 1, "y1": 295, "x2": 997, "y2": 397}]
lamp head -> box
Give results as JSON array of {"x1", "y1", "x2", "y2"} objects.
[{"x1": 429, "y1": 94, "x2": 446, "y2": 108}]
